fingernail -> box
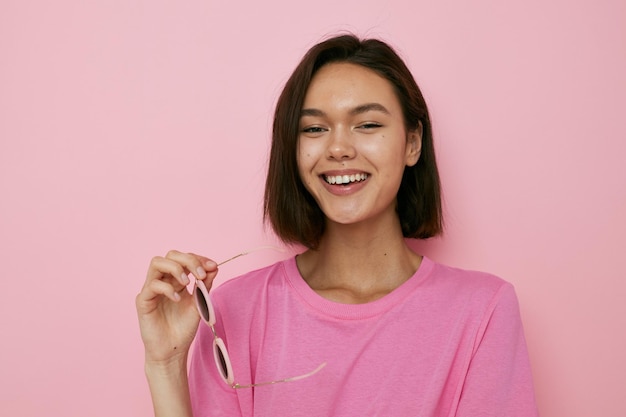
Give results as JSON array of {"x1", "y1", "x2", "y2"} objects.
[
  {"x1": 173, "y1": 292, "x2": 181, "y2": 301},
  {"x1": 196, "y1": 267, "x2": 207, "y2": 279},
  {"x1": 181, "y1": 273, "x2": 190, "y2": 285}
]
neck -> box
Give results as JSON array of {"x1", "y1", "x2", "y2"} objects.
[{"x1": 296, "y1": 218, "x2": 422, "y2": 304}]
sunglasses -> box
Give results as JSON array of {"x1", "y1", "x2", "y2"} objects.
[{"x1": 193, "y1": 247, "x2": 326, "y2": 389}]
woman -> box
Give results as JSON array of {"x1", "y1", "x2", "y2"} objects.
[{"x1": 136, "y1": 34, "x2": 539, "y2": 416}]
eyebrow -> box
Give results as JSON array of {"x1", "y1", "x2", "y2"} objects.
[{"x1": 300, "y1": 102, "x2": 391, "y2": 118}]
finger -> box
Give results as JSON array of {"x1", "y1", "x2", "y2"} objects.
[
  {"x1": 137, "y1": 277, "x2": 181, "y2": 308},
  {"x1": 151, "y1": 279, "x2": 185, "y2": 302},
  {"x1": 164, "y1": 250, "x2": 218, "y2": 281},
  {"x1": 147, "y1": 255, "x2": 191, "y2": 287}
]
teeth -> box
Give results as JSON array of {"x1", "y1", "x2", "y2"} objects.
[{"x1": 324, "y1": 173, "x2": 368, "y2": 185}]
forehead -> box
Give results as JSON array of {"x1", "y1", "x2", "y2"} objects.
[{"x1": 303, "y1": 62, "x2": 400, "y2": 111}]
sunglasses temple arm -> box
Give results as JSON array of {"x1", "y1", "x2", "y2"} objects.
[
  {"x1": 217, "y1": 252, "x2": 251, "y2": 266},
  {"x1": 287, "y1": 362, "x2": 327, "y2": 381},
  {"x1": 217, "y1": 245, "x2": 287, "y2": 267},
  {"x1": 231, "y1": 362, "x2": 327, "y2": 389}
]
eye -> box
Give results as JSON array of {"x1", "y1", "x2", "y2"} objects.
[
  {"x1": 357, "y1": 122, "x2": 382, "y2": 130},
  {"x1": 302, "y1": 126, "x2": 325, "y2": 133},
  {"x1": 301, "y1": 126, "x2": 328, "y2": 135}
]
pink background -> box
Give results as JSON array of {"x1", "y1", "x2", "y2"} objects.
[{"x1": 1, "y1": 0, "x2": 624, "y2": 416}]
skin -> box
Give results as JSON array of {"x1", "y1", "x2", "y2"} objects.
[{"x1": 136, "y1": 61, "x2": 425, "y2": 415}]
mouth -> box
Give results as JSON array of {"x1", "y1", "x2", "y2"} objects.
[{"x1": 322, "y1": 173, "x2": 369, "y2": 185}]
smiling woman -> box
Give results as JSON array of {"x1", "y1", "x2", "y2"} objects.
[
  {"x1": 265, "y1": 36, "x2": 443, "y2": 250},
  {"x1": 136, "y1": 34, "x2": 539, "y2": 417}
]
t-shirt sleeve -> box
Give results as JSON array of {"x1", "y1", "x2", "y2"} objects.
[
  {"x1": 188, "y1": 321, "x2": 243, "y2": 417},
  {"x1": 456, "y1": 283, "x2": 540, "y2": 417}
]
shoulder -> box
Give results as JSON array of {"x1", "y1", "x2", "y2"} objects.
[
  {"x1": 417, "y1": 259, "x2": 525, "y2": 346},
  {"x1": 428, "y1": 259, "x2": 509, "y2": 289},
  {"x1": 422, "y1": 258, "x2": 518, "y2": 311}
]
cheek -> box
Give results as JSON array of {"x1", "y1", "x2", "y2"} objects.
[
  {"x1": 296, "y1": 152, "x2": 312, "y2": 184},
  {"x1": 297, "y1": 141, "x2": 318, "y2": 171}
]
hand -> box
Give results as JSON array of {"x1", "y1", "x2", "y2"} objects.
[{"x1": 136, "y1": 250, "x2": 218, "y2": 365}]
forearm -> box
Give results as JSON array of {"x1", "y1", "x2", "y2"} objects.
[{"x1": 145, "y1": 357, "x2": 194, "y2": 417}]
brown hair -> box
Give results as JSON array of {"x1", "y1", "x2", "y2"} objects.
[{"x1": 264, "y1": 34, "x2": 442, "y2": 248}]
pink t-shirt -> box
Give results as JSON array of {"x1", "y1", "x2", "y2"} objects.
[{"x1": 189, "y1": 256, "x2": 538, "y2": 416}]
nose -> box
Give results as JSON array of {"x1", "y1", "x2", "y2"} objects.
[{"x1": 326, "y1": 127, "x2": 356, "y2": 161}]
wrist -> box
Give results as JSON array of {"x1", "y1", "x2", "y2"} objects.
[{"x1": 145, "y1": 352, "x2": 188, "y2": 376}]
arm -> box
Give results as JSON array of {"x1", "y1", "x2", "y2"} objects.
[
  {"x1": 456, "y1": 284, "x2": 539, "y2": 417},
  {"x1": 145, "y1": 356, "x2": 193, "y2": 417}
]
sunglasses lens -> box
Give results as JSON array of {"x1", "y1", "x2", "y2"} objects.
[
  {"x1": 213, "y1": 338, "x2": 233, "y2": 384},
  {"x1": 216, "y1": 345, "x2": 229, "y2": 380},
  {"x1": 194, "y1": 287, "x2": 211, "y2": 323}
]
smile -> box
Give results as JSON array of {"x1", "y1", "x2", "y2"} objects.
[{"x1": 323, "y1": 173, "x2": 368, "y2": 185}]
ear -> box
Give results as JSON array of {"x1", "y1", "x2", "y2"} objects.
[{"x1": 405, "y1": 122, "x2": 423, "y2": 167}]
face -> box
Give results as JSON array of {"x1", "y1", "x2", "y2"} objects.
[{"x1": 297, "y1": 62, "x2": 421, "y2": 229}]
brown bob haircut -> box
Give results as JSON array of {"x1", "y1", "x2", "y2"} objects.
[{"x1": 264, "y1": 34, "x2": 442, "y2": 249}]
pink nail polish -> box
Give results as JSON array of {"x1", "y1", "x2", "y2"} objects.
[{"x1": 196, "y1": 267, "x2": 207, "y2": 279}]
